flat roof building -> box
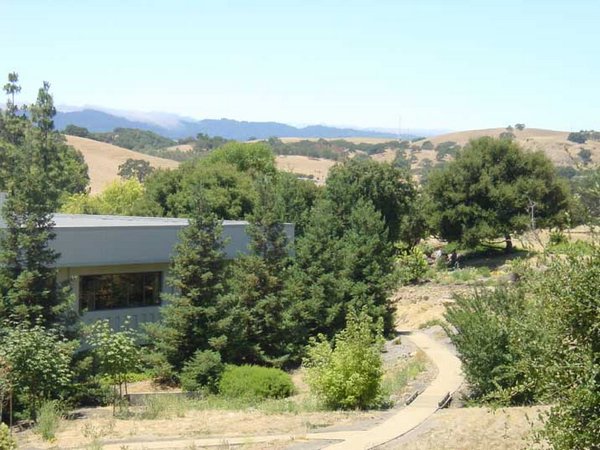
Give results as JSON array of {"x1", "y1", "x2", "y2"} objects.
[{"x1": 1, "y1": 202, "x2": 294, "y2": 330}]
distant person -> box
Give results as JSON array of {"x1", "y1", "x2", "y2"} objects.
[{"x1": 448, "y1": 250, "x2": 459, "y2": 269}]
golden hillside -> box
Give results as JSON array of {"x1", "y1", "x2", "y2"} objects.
[
  {"x1": 372, "y1": 128, "x2": 600, "y2": 168},
  {"x1": 65, "y1": 135, "x2": 179, "y2": 194},
  {"x1": 67, "y1": 129, "x2": 598, "y2": 194}
]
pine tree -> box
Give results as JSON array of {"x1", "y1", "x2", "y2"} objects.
[
  {"x1": 0, "y1": 79, "x2": 74, "y2": 328},
  {"x1": 145, "y1": 196, "x2": 227, "y2": 370},
  {"x1": 292, "y1": 199, "x2": 395, "y2": 339},
  {"x1": 217, "y1": 178, "x2": 294, "y2": 366}
]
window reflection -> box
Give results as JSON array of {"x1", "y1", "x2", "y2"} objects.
[{"x1": 80, "y1": 272, "x2": 162, "y2": 311}]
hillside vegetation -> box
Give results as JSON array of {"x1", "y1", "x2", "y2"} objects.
[
  {"x1": 64, "y1": 135, "x2": 179, "y2": 193},
  {"x1": 373, "y1": 127, "x2": 600, "y2": 168},
  {"x1": 67, "y1": 126, "x2": 600, "y2": 193}
]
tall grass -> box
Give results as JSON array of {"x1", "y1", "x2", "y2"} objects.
[
  {"x1": 139, "y1": 394, "x2": 189, "y2": 419},
  {"x1": 382, "y1": 351, "x2": 427, "y2": 398},
  {"x1": 35, "y1": 400, "x2": 62, "y2": 441}
]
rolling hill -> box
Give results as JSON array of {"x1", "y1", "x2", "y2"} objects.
[
  {"x1": 67, "y1": 128, "x2": 598, "y2": 194},
  {"x1": 371, "y1": 127, "x2": 600, "y2": 168},
  {"x1": 65, "y1": 135, "x2": 179, "y2": 194},
  {"x1": 66, "y1": 135, "x2": 337, "y2": 191}
]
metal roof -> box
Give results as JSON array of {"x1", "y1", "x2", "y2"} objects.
[{"x1": 52, "y1": 214, "x2": 248, "y2": 228}]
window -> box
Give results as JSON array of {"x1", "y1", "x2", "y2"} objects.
[{"x1": 80, "y1": 272, "x2": 162, "y2": 311}]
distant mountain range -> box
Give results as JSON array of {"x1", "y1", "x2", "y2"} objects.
[{"x1": 54, "y1": 108, "x2": 415, "y2": 141}]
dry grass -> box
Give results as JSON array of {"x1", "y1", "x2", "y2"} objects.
[
  {"x1": 166, "y1": 143, "x2": 194, "y2": 152},
  {"x1": 392, "y1": 283, "x2": 472, "y2": 331},
  {"x1": 15, "y1": 407, "x2": 366, "y2": 449},
  {"x1": 279, "y1": 128, "x2": 600, "y2": 184},
  {"x1": 69, "y1": 128, "x2": 595, "y2": 193},
  {"x1": 275, "y1": 155, "x2": 337, "y2": 185},
  {"x1": 373, "y1": 127, "x2": 600, "y2": 170},
  {"x1": 277, "y1": 136, "x2": 393, "y2": 144},
  {"x1": 379, "y1": 406, "x2": 548, "y2": 450},
  {"x1": 65, "y1": 135, "x2": 179, "y2": 194}
]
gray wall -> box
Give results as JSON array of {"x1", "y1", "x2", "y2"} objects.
[{"x1": 52, "y1": 222, "x2": 294, "y2": 268}]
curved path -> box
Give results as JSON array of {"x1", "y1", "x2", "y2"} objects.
[{"x1": 101, "y1": 332, "x2": 463, "y2": 450}]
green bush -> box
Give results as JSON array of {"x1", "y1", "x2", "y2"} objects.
[
  {"x1": 421, "y1": 140, "x2": 434, "y2": 150},
  {"x1": 304, "y1": 310, "x2": 384, "y2": 410},
  {"x1": 444, "y1": 287, "x2": 547, "y2": 404},
  {"x1": 218, "y1": 365, "x2": 295, "y2": 400},
  {"x1": 0, "y1": 423, "x2": 16, "y2": 450},
  {"x1": 536, "y1": 249, "x2": 600, "y2": 449},
  {"x1": 180, "y1": 350, "x2": 224, "y2": 394},
  {"x1": 143, "y1": 351, "x2": 177, "y2": 386},
  {"x1": 548, "y1": 230, "x2": 568, "y2": 246},
  {"x1": 35, "y1": 400, "x2": 61, "y2": 441},
  {"x1": 396, "y1": 247, "x2": 428, "y2": 285}
]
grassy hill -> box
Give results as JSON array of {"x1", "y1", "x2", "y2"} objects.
[
  {"x1": 372, "y1": 127, "x2": 600, "y2": 168},
  {"x1": 65, "y1": 135, "x2": 179, "y2": 193},
  {"x1": 67, "y1": 128, "x2": 599, "y2": 193}
]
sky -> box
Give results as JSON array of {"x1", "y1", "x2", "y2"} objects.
[{"x1": 1, "y1": 0, "x2": 599, "y2": 132}]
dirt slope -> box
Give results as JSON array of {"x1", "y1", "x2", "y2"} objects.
[{"x1": 65, "y1": 135, "x2": 179, "y2": 193}]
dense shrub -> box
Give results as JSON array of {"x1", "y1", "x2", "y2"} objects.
[
  {"x1": 567, "y1": 131, "x2": 588, "y2": 144},
  {"x1": 0, "y1": 423, "x2": 16, "y2": 450},
  {"x1": 536, "y1": 249, "x2": 600, "y2": 449},
  {"x1": 435, "y1": 141, "x2": 460, "y2": 161},
  {"x1": 444, "y1": 287, "x2": 549, "y2": 404},
  {"x1": 548, "y1": 230, "x2": 568, "y2": 246},
  {"x1": 180, "y1": 350, "x2": 224, "y2": 394},
  {"x1": 218, "y1": 365, "x2": 295, "y2": 400},
  {"x1": 396, "y1": 247, "x2": 428, "y2": 285},
  {"x1": 445, "y1": 248, "x2": 600, "y2": 448},
  {"x1": 304, "y1": 310, "x2": 384, "y2": 410},
  {"x1": 91, "y1": 127, "x2": 174, "y2": 151},
  {"x1": 144, "y1": 352, "x2": 177, "y2": 386},
  {"x1": 0, "y1": 323, "x2": 74, "y2": 418},
  {"x1": 63, "y1": 124, "x2": 90, "y2": 137},
  {"x1": 421, "y1": 140, "x2": 434, "y2": 150}
]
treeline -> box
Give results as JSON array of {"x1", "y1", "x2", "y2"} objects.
[
  {"x1": 265, "y1": 137, "x2": 403, "y2": 160},
  {"x1": 64, "y1": 124, "x2": 234, "y2": 161},
  {"x1": 567, "y1": 129, "x2": 600, "y2": 144},
  {"x1": 64, "y1": 124, "x2": 174, "y2": 151},
  {"x1": 63, "y1": 124, "x2": 407, "y2": 164}
]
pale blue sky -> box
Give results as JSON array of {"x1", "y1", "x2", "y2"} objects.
[{"x1": 2, "y1": 0, "x2": 599, "y2": 131}]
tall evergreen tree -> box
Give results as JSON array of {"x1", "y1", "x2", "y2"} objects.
[
  {"x1": 145, "y1": 196, "x2": 227, "y2": 370},
  {"x1": 293, "y1": 198, "x2": 395, "y2": 338},
  {"x1": 217, "y1": 178, "x2": 293, "y2": 366},
  {"x1": 0, "y1": 79, "x2": 74, "y2": 328}
]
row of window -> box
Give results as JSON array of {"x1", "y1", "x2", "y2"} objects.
[{"x1": 80, "y1": 272, "x2": 162, "y2": 311}]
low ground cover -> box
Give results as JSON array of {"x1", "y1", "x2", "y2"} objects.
[{"x1": 15, "y1": 344, "x2": 427, "y2": 449}]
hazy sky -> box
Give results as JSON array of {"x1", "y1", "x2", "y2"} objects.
[{"x1": 2, "y1": 0, "x2": 599, "y2": 131}]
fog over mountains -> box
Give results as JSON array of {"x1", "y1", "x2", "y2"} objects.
[{"x1": 55, "y1": 108, "x2": 436, "y2": 141}]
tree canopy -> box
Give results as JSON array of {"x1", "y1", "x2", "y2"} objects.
[
  {"x1": 425, "y1": 137, "x2": 570, "y2": 249},
  {"x1": 324, "y1": 158, "x2": 418, "y2": 243}
]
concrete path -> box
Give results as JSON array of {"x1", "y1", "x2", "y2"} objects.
[
  {"x1": 311, "y1": 332, "x2": 464, "y2": 449},
  {"x1": 100, "y1": 331, "x2": 463, "y2": 450}
]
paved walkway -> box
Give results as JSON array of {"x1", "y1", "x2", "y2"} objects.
[{"x1": 101, "y1": 332, "x2": 463, "y2": 450}]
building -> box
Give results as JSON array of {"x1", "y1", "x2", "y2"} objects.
[{"x1": 0, "y1": 199, "x2": 294, "y2": 330}]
